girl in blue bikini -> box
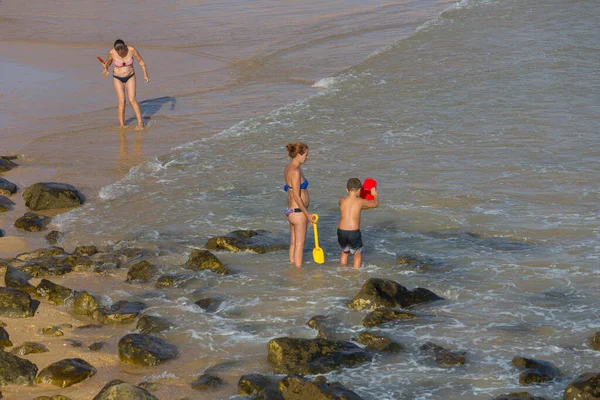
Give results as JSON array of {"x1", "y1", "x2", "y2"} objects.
[
  {"x1": 104, "y1": 39, "x2": 150, "y2": 130},
  {"x1": 284, "y1": 142, "x2": 315, "y2": 268}
]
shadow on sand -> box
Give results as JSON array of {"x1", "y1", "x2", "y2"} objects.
[{"x1": 125, "y1": 96, "x2": 177, "y2": 125}]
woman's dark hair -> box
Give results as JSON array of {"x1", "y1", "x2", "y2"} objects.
[
  {"x1": 114, "y1": 39, "x2": 126, "y2": 51},
  {"x1": 286, "y1": 142, "x2": 308, "y2": 158}
]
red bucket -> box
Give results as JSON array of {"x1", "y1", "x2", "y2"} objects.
[{"x1": 360, "y1": 178, "x2": 377, "y2": 200}]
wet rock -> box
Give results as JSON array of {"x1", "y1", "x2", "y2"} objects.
[
  {"x1": 267, "y1": 337, "x2": 371, "y2": 375},
  {"x1": 190, "y1": 374, "x2": 224, "y2": 391},
  {"x1": 93, "y1": 300, "x2": 146, "y2": 325},
  {"x1": 512, "y1": 356, "x2": 558, "y2": 385},
  {"x1": 205, "y1": 229, "x2": 287, "y2": 254},
  {"x1": 46, "y1": 231, "x2": 65, "y2": 245},
  {"x1": 563, "y1": 372, "x2": 600, "y2": 400},
  {"x1": 41, "y1": 326, "x2": 64, "y2": 337},
  {"x1": 355, "y1": 331, "x2": 403, "y2": 353},
  {"x1": 421, "y1": 342, "x2": 467, "y2": 367},
  {"x1": 137, "y1": 381, "x2": 160, "y2": 392},
  {"x1": 23, "y1": 182, "x2": 85, "y2": 211},
  {"x1": 4, "y1": 266, "x2": 36, "y2": 294},
  {"x1": 36, "y1": 358, "x2": 96, "y2": 388},
  {"x1": 88, "y1": 342, "x2": 108, "y2": 352},
  {"x1": 0, "y1": 327, "x2": 12, "y2": 348},
  {"x1": 57, "y1": 255, "x2": 94, "y2": 272},
  {"x1": 396, "y1": 253, "x2": 440, "y2": 272},
  {"x1": 93, "y1": 379, "x2": 159, "y2": 400},
  {"x1": 91, "y1": 252, "x2": 127, "y2": 268},
  {"x1": 0, "y1": 178, "x2": 18, "y2": 196},
  {"x1": 11, "y1": 342, "x2": 49, "y2": 356},
  {"x1": 16, "y1": 247, "x2": 66, "y2": 261},
  {"x1": 361, "y1": 308, "x2": 420, "y2": 327},
  {"x1": 279, "y1": 375, "x2": 363, "y2": 400},
  {"x1": 36, "y1": 279, "x2": 75, "y2": 305},
  {"x1": 194, "y1": 297, "x2": 222, "y2": 313},
  {"x1": 14, "y1": 212, "x2": 52, "y2": 232},
  {"x1": 0, "y1": 196, "x2": 15, "y2": 212},
  {"x1": 0, "y1": 349, "x2": 38, "y2": 385},
  {"x1": 155, "y1": 274, "x2": 192, "y2": 288},
  {"x1": 73, "y1": 246, "x2": 98, "y2": 257},
  {"x1": 186, "y1": 249, "x2": 230, "y2": 275},
  {"x1": 588, "y1": 332, "x2": 600, "y2": 351},
  {"x1": 64, "y1": 339, "x2": 83, "y2": 348},
  {"x1": 348, "y1": 278, "x2": 443, "y2": 311},
  {"x1": 306, "y1": 315, "x2": 348, "y2": 341},
  {"x1": 0, "y1": 287, "x2": 37, "y2": 318},
  {"x1": 494, "y1": 392, "x2": 549, "y2": 400},
  {"x1": 22, "y1": 260, "x2": 71, "y2": 277},
  {"x1": 0, "y1": 229, "x2": 4, "y2": 237},
  {"x1": 0, "y1": 157, "x2": 18, "y2": 172},
  {"x1": 238, "y1": 373, "x2": 278, "y2": 396},
  {"x1": 126, "y1": 260, "x2": 157, "y2": 283},
  {"x1": 33, "y1": 395, "x2": 73, "y2": 400},
  {"x1": 73, "y1": 291, "x2": 100, "y2": 317},
  {"x1": 76, "y1": 324, "x2": 102, "y2": 330},
  {"x1": 136, "y1": 315, "x2": 173, "y2": 335},
  {"x1": 255, "y1": 387, "x2": 285, "y2": 400},
  {"x1": 118, "y1": 333, "x2": 179, "y2": 366}
]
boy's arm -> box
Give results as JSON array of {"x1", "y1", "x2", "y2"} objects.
[{"x1": 362, "y1": 187, "x2": 379, "y2": 209}]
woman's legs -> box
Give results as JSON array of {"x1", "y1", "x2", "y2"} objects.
[
  {"x1": 125, "y1": 75, "x2": 143, "y2": 130},
  {"x1": 112, "y1": 78, "x2": 127, "y2": 127},
  {"x1": 288, "y1": 214, "x2": 308, "y2": 268}
]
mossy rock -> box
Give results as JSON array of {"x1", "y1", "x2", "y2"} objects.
[
  {"x1": 36, "y1": 358, "x2": 96, "y2": 388},
  {"x1": 93, "y1": 301, "x2": 146, "y2": 325},
  {"x1": 93, "y1": 379, "x2": 159, "y2": 400},
  {"x1": 348, "y1": 278, "x2": 443, "y2": 311},
  {"x1": 185, "y1": 249, "x2": 230, "y2": 275},
  {"x1": 0, "y1": 349, "x2": 38, "y2": 385},
  {"x1": 118, "y1": 334, "x2": 179, "y2": 366},
  {"x1": 355, "y1": 331, "x2": 403, "y2": 353},
  {"x1": 14, "y1": 212, "x2": 51, "y2": 232},
  {"x1": 136, "y1": 315, "x2": 173, "y2": 335},
  {"x1": 361, "y1": 308, "x2": 420, "y2": 327},
  {"x1": 126, "y1": 261, "x2": 157, "y2": 283},
  {"x1": 23, "y1": 182, "x2": 85, "y2": 211},
  {"x1": 205, "y1": 230, "x2": 287, "y2": 254},
  {"x1": 11, "y1": 342, "x2": 49, "y2": 356},
  {"x1": 190, "y1": 374, "x2": 224, "y2": 391},
  {"x1": 0, "y1": 287, "x2": 37, "y2": 318}
]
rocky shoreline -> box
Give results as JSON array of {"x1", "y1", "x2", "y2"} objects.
[{"x1": 0, "y1": 158, "x2": 599, "y2": 399}]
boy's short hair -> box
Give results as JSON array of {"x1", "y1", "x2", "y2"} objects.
[{"x1": 346, "y1": 178, "x2": 362, "y2": 191}]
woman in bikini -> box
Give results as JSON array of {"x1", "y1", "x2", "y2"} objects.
[
  {"x1": 104, "y1": 39, "x2": 150, "y2": 130},
  {"x1": 284, "y1": 142, "x2": 315, "y2": 268}
]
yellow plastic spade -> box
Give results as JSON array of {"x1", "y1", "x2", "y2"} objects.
[{"x1": 312, "y1": 214, "x2": 325, "y2": 264}]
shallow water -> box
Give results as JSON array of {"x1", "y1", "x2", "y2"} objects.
[{"x1": 2, "y1": 0, "x2": 600, "y2": 398}]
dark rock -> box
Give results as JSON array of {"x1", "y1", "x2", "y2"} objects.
[
  {"x1": 23, "y1": 182, "x2": 85, "y2": 211},
  {"x1": 238, "y1": 373, "x2": 278, "y2": 396},
  {"x1": 11, "y1": 342, "x2": 49, "y2": 356},
  {"x1": 0, "y1": 229, "x2": 4, "y2": 237},
  {"x1": 355, "y1": 331, "x2": 403, "y2": 353},
  {"x1": 0, "y1": 196, "x2": 15, "y2": 212},
  {"x1": 494, "y1": 392, "x2": 549, "y2": 400},
  {"x1": 88, "y1": 342, "x2": 108, "y2": 352},
  {"x1": 279, "y1": 375, "x2": 363, "y2": 400},
  {"x1": 76, "y1": 324, "x2": 102, "y2": 330},
  {"x1": 93, "y1": 379, "x2": 159, "y2": 400},
  {"x1": 14, "y1": 212, "x2": 52, "y2": 232},
  {"x1": 155, "y1": 274, "x2": 192, "y2": 288},
  {"x1": 137, "y1": 381, "x2": 160, "y2": 392},
  {"x1": 4, "y1": 267, "x2": 36, "y2": 294},
  {"x1": 46, "y1": 231, "x2": 65, "y2": 245},
  {"x1": 306, "y1": 315, "x2": 347, "y2": 341},
  {"x1": 348, "y1": 278, "x2": 443, "y2": 311},
  {"x1": 0, "y1": 157, "x2": 18, "y2": 172},
  {"x1": 0, "y1": 349, "x2": 38, "y2": 385},
  {"x1": 205, "y1": 229, "x2": 287, "y2": 254},
  {"x1": 0, "y1": 178, "x2": 18, "y2": 196},
  {"x1": 512, "y1": 357, "x2": 558, "y2": 385},
  {"x1": 64, "y1": 339, "x2": 83, "y2": 348},
  {"x1": 267, "y1": 337, "x2": 371, "y2": 375},
  {"x1": 136, "y1": 315, "x2": 173, "y2": 335},
  {"x1": 91, "y1": 252, "x2": 127, "y2": 268},
  {"x1": 36, "y1": 358, "x2": 96, "y2": 388},
  {"x1": 16, "y1": 247, "x2": 65, "y2": 261},
  {"x1": 41, "y1": 326, "x2": 64, "y2": 337},
  {"x1": 563, "y1": 372, "x2": 600, "y2": 400},
  {"x1": 93, "y1": 301, "x2": 146, "y2": 325},
  {"x1": 190, "y1": 374, "x2": 224, "y2": 391},
  {"x1": 0, "y1": 327, "x2": 12, "y2": 348},
  {"x1": 118, "y1": 333, "x2": 179, "y2": 366},
  {"x1": 256, "y1": 386, "x2": 285, "y2": 400},
  {"x1": 36, "y1": 279, "x2": 75, "y2": 305},
  {"x1": 194, "y1": 297, "x2": 222, "y2": 313},
  {"x1": 421, "y1": 342, "x2": 467, "y2": 367},
  {"x1": 73, "y1": 246, "x2": 98, "y2": 257},
  {"x1": 33, "y1": 395, "x2": 73, "y2": 400},
  {"x1": 57, "y1": 255, "x2": 94, "y2": 272},
  {"x1": 22, "y1": 260, "x2": 71, "y2": 277},
  {"x1": 0, "y1": 287, "x2": 37, "y2": 318},
  {"x1": 185, "y1": 249, "x2": 230, "y2": 275},
  {"x1": 361, "y1": 308, "x2": 420, "y2": 327},
  {"x1": 126, "y1": 260, "x2": 157, "y2": 283},
  {"x1": 588, "y1": 332, "x2": 600, "y2": 351},
  {"x1": 73, "y1": 291, "x2": 100, "y2": 317}
]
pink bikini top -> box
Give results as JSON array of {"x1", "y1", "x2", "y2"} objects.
[{"x1": 113, "y1": 57, "x2": 134, "y2": 68}]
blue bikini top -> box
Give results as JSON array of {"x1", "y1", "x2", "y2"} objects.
[{"x1": 284, "y1": 178, "x2": 308, "y2": 192}]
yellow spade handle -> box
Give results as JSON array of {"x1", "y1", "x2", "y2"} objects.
[{"x1": 312, "y1": 214, "x2": 320, "y2": 248}]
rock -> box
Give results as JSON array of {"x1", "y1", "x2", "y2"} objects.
[
  {"x1": 64, "y1": 339, "x2": 83, "y2": 348},
  {"x1": 348, "y1": 278, "x2": 443, "y2": 311},
  {"x1": 205, "y1": 229, "x2": 287, "y2": 254},
  {"x1": 92, "y1": 379, "x2": 159, "y2": 400},
  {"x1": 0, "y1": 178, "x2": 18, "y2": 196},
  {"x1": 0, "y1": 287, "x2": 37, "y2": 318},
  {"x1": 136, "y1": 315, "x2": 173, "y2": 335},
  {"x1": 57, "y1": 255, "x2": 94, "y2": 272},
  {"x1": 16, "y1": 247, "x2": 66, "y2": 261},
  {"x1": 588, "y1": 332, "x2": 600, "y2": 351},
  {"x1": 256, "y1": 386, "x2": 285, "y2": 400},
  {"x1": 22, "y1": 260, "x2": 71, "y2": 277},
  {"x1": 126, "y1": 260, "x2": 157, "y2": 283},
  {"x1": 14, "y1": 212, "x2": 51, "y2": 232},
  {"x1": 11, "y1": 342, "x2": 49, "y2": 356},
  {"x1": 279, "y1": 375, "x2": 363, "y2": 400},
  {"x1": 41, "y1": 326, "x2": 64, "y2": 337},
  {"x1": 0, "y1": 157, "x2": 18, "y2": 172},
  {"x1": 0, "y1": 229, "x2": 4, "y2": 237},
  {"x1": 194, "y1": 297, "x2": 222, "y2": 313},
  {"x1": 512, "y1": 357, "x2": 558, "y2": 385},
  {"x1": 267, "y1": 337, "x2": 371, "y2": 375},
  {"x1": 493, "y1": 392, "x2": 549, "y2": 400},
  {"x1": 88, "y1": 342, "x2": 108, "y2": 352},
  {"x1": 155, "y1": 274, "x2": 192, "y2": 288},
  {"x1": 73, "y1": 246, "x2": 98, "y2": 256},
  {"x1": 4, "y1": 267, "x2": 36, "y2": 294},
  {"x1": 36, "y1": 279, "x2": 75, "y2": 305},
  {"x1": 355, "y1": 331, "x2": 403, "y2": 353},
  {"x1": 563, "y1": 372, "x2": 600, "y2": 400},
  {"x1": 185, "y1": 249, "x2": 230, "y2": 275},
  {"x1": 306, "y1": 315, "x2": 348, "y2": 341},
  {"x1": 23, "y1": 182, "x2": 85, "y2": 211},
  {"x1": 118, "y1": 334, "x2": 179, "y2": 366},
  {"x1": 76, "y1": 324, "x2": 103, "y2": 330},
  {"x1": 0, "y1": 349, "x2": 38, "y2": 385},
  {"x1": 0, "y1": 196, "x2": 15, "y2": 212},
  {"x1": 72, "y1": 291, "x2": 100, "y2": 317},
  {"x1": 46, "y1": 231, "x2": 65, "y2": 245},
  {"x1": 33, "y1": 395, "x2": 73, "y2": 400},
  {"x1": 0, "y1": 327, "x2": 12, "y2": 348},
  {"x1": 361, "y1": 308, "x2": 420, "y2": 327},
  {"x1": 36, "y1": 358, "x2": 96, "y2": 388},
  {"x1": 238, "y1": 373, "x2": 278, "y2": 396},
  {"x1": 93, "y1": 300, "x2": 146, "y2": 325},
  {"x1": 190, "y1": 374, "x2": 224, "y2": 391},
  {"x1": 421, "y1": 342, "x2": 466, "y2": 368}
]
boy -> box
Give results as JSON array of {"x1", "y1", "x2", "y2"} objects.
[{"x1": 337, "y1": 178, "x2": 379, "y2": 269}]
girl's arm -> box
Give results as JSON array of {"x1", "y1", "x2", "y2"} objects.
[{"x1": 132, "y1": 47, "x2": 150, "y2": 82}]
